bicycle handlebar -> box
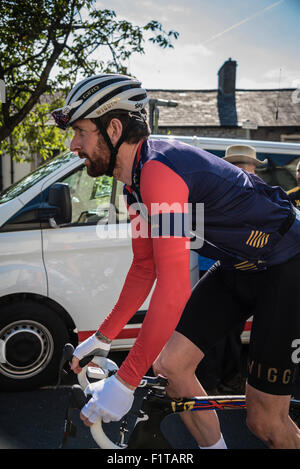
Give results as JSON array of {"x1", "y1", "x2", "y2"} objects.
[{"x1": 59, "y1": 343, "x2": 170, "y2": 449}]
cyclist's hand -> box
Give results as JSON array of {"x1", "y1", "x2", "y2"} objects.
[
  {"x1": 80, "y1": 374, "x2": 135, "y2": 425},
  {"x1": 71, "y1": 356, "x2": 82, "y2": 374},
  {"x1": 70, "y1": 333, "x2": 111, "y2": 374},
  {"x1": 71, "y1": 356, "x2": 99, "y2": 374}
]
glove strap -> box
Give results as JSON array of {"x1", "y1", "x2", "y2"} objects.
[{"x1": 95, "y1": 330, "x2": 112, "y2": 344}]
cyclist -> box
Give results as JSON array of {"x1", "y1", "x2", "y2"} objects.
[{"x1": 52, "y1": 74, "x2": 300, "y2": 449}]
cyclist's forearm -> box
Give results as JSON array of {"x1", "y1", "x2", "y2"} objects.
[
  {"x1": 98, "y1": 209, "x2": 156, "y2": 340},
  {"x1": 118, "y1": 238, "x2": 191, "y2": 387},
  {"x1": 98, "y1": 257, "x2": 156, "y2": 340}
]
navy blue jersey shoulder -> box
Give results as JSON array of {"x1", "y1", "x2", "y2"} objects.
[{"x1": 124, "y1": 138, "x2": 300, "y2": 270}]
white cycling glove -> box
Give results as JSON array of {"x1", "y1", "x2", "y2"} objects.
[
  {"x1": 82, "y1": 374, "x2": 135, "y2": 424},
  {"x1": 73, "y1": 333, "x2": 111, "y2": 361}
]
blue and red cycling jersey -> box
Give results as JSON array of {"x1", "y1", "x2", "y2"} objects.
[{"x1": 99, "y1": 138, "x2": 300, "y2": 386}]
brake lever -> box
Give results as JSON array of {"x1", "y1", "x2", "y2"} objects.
[
  {"x1": 60, "y1": 384, "x2": 89, "y2": 448},
  {"x1": 78, "y1": 354, "x2": 95, "y2": 368},
  {"x1": 56, "y1": 344, "x2": 97, "y2": 388},
  {"x1": 56, "y1": 343, "x2": 75, "y2": 387}
]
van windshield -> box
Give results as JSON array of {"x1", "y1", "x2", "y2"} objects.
[{"x1": 0, "y1": 151, "x2": 77, "y2": 204}]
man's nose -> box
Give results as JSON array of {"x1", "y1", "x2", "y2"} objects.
[{"x1": 70, "y1": 135, "x2": 81, "y2": 153}]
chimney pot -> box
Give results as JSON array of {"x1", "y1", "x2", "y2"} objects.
[{"x1": 218, "y1": 58, "x2": 237, "y2": 94}]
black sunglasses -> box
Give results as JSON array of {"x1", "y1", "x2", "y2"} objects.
[{"x1": 52, "y1": 110, "x2": 71, "y2": 130}]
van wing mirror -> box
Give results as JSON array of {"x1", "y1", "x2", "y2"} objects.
[
  {"x1": 3, "y1": 183, "x2": 72, "y2": 228},
  {"x1": 46, "y1": 183, "x2": 72, "y2": 226}
]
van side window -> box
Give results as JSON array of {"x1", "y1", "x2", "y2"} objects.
[
  {"x1": 255, "y1": 159, "x2": 298, "y2": 191},
  {"x1": 61, "y1": 167, "x2": 113, "y2": 225},
  {"x1": 113, "y1": 181, "x2": 130, "y2": 224}
]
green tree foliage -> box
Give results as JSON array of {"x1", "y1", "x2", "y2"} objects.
[{"x1": 0, "y1": 0, "x2": 178, "y2": 161}]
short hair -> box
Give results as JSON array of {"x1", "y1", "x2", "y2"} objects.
[{"x1": 92, "y1": 109, "x2": 151, "y2": 144}]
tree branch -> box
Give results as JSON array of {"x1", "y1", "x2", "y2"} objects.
[{"x1": 0, "y1": 42, "x2": 64, "y2": 142}]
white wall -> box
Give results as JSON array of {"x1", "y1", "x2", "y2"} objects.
[{"x1": 1, "y1": 153, "x2": 33, "y2": 190}]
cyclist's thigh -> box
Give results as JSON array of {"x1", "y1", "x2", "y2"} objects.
[
  {"x1": 176, "y1": 262, "x2": 248, "y2": 354},
  {"x1": 248, "y1": 252, "x2": 300, "y2": 395}
]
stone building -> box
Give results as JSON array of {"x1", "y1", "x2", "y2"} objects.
[{"x1": 147, "y1": 58, "x2": 300, "y2": 143}]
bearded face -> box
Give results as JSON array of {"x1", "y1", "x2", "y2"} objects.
[
  {"x1": 79, "y1": 134, "x2": 111, "y2": 177},
  {"x1": 70, "y1": 120, "x2": 112, "y2": 177}
]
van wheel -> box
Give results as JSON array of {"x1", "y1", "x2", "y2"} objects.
[{"x1": 0, "y1": 300, "x2": 70, "y2": 391}]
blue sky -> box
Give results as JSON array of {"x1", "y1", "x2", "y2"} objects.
[{"x1": 95, "y1": 0, "x2": 300, "y2": 90}]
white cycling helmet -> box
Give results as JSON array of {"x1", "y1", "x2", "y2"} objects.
[
  {"x1": 52, "y1": 73, "x2": 148, "y2": 130},
  {"x1": 52, "y1": 73, "x2": 149, "y2": 175}
]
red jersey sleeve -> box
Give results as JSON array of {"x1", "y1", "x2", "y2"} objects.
[
  {"x1": 98, "y1": 208, "x2": 156, "y2": 340},
  {"x1": 117, "y1": 160, "x2": 191, "y2": 387}
]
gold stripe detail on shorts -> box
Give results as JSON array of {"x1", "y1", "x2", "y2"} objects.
[{"x1": 234, "y1": 260, "x2": 258, "y2": 271}]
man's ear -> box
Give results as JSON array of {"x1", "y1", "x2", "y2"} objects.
[{"x1": 107, "y1": 118, "x2": 123, "y2": 145}]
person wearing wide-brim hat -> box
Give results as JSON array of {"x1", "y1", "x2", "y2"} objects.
[{"x1": 223, "y1": 144, "x2": 267, "y2": 174}]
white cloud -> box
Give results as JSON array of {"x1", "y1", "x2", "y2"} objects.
[
  {"x1": 263, "y1": 68, "x2": 300, "y2": 86},
  {"x1": 127, "y1": 41, "x2": 214, "y2": 89},
  {"x1": 238, "y1": 67, "x2": 300, "y2": 89}
]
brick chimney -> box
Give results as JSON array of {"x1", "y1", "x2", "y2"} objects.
[{"x1": 218, "y1": 58, "x2": 237, "y2": 94}]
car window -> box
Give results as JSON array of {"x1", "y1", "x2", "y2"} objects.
[
  {"x1": 61, "y1": 166, "x2": 114, "y2": 225},
  {"x1": 255, "y1": 158, "x2": 299, "y2": 191},
  {"x1": 0, "y1": 151, "x2": 76, "y2": 204},
  {"x1": 114, "y1": 181, "x2": 130, "y2": 224}
]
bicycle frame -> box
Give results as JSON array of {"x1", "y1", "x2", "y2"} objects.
[
  {"x1": 58, "y1": 344, "x2": 300, "y2": 449},
  {"x1": 125, "y1": 389, "x2": 247, "y2": 449}
]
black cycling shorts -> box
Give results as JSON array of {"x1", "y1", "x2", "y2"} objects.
[{"x1": 176, "y1": 252, "x2": 300, "y2": 395}]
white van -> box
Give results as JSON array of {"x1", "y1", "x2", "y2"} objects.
[{"x1": 0, "y1": 135, "x2": 299, "y2": 390}]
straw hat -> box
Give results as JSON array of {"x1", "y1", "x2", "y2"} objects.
[{"x1": 223, "y1": 145, "x2": 267, "y2": 166}]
